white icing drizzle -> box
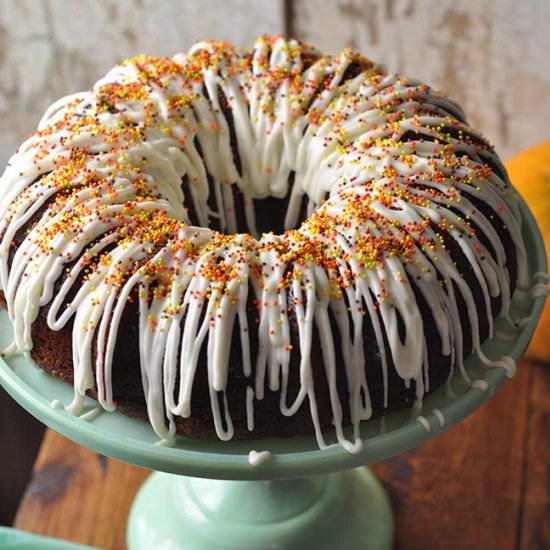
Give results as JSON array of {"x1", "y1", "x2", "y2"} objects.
[
  {"x1": 433, "y1": 408, "x2": 446, "y2": 428},
  {"x1": 472, "y1": 379, "x2": 489, "y2": 391},
  {"x1": 248, "y1": 449, "x2": 272, "y2": 466},
  {"x1": 530, "y1": 284, "x2": 549, "y2": 298},
  {"x1": 416, "y1": 415, "x2": 431, "y2": 432},
  {"x1": 0, "y1": 36, "x2": 534, "y2": 453},
  {"x1": 246, "y1": 385, "x2": 255, "y2": 431},
  {"x1": 78, "y1": 406, "x2": 102, "y2": 422},
  {"x1": 498, "y1": 355, "x2": 516, "y2": 378},
  {"x1": 155, "y1": 437, "x2": 176, "y2": 448},
  {"x1": 50, "y1": 399, "x2": 64, "y2": 410}
]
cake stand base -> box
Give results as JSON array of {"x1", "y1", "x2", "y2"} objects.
[{"x1": 126, "y1": 467, "x2": 393, "y2": 549}]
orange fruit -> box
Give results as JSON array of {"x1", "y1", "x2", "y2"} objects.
[{"x1": 506, "y1": 141, "x2": 550, "y2": 361}]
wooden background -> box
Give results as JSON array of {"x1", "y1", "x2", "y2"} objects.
[
  {"x1": 0, "y1": 0, "x2": 549, "y2": 159},
  {"x1": 12, "y1": 358, "x2": 550, "y2": 549}
]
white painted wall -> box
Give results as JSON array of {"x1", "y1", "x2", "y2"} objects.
[
  {"x1": 292, "y1": 0, "x2": 550, "y2": 158},
  {"x1": 0, "y1": 0, "x2": 285, "y2": 154},
  {"x1": 1, "y1": 0, "x2": 549, "y2": 159}
]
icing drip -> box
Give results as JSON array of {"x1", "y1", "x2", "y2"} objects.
[
  {"x1": 0, "y1": 36, "x2": 533, "y2": 453},
  {"x1": 78, "y1": 407, "x2": 102, "y2": 422},
  {"x1": 472, "y1": 379, "x2": 489, "y2": 391},
  {"x1": 416, "y1": 416, "x2": 431, "y2": 432},
  {"x1": 155, "y1": 437, "x2": 176, "y2": 448},
  {"x1": 530, "y1": 284, "x2": 549, "y2": 298},
  {"x1": 248, "y1": 450, "x2": 272, "y2": 466},
  {"x1": 433, "y1": 408, "x2": 446, "y2": 428}
]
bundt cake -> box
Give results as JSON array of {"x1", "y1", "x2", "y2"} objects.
[{"x1": 0, "y1": 36, "x2": 528, "y2": 453}]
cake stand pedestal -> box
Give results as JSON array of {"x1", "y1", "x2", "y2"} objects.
[
  {"x1": 1, "y1": 200, "x2": 546, "y2": 550},
  {"x1": 128, "y1": 469, "x2": 391, "y2": 549}
]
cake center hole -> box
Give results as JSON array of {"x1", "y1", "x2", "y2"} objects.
[{"x1": 184, "y1": 170, "x2": 315, "y2": 237}]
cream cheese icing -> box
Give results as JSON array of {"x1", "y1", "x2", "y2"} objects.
[
  {"x1": 248, "y1": 450, "x2": 272, "y2": 466},
  {"x1": 0, "y1": 36, "x2": 533, "y2": 454}
]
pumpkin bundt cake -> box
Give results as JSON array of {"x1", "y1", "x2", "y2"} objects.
[{"x1": 0, "y1": 36, "x2": 528, "y2": 453}]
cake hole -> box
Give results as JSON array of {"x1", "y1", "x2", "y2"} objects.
[
  {"x1": 396, "y1": 308, "x2": 406, "y2": 345},
  {"x1": 217, "y1": 85, "x2": 242, "y2": 178}
]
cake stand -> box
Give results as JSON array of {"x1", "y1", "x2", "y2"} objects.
[{"x1": 1, "y1": 198, "x2": 547, "y2": 550}]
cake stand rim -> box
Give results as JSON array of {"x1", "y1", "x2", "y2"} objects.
[{"x1": 0, "y1": 195, "x2": 546, "y2": 481}]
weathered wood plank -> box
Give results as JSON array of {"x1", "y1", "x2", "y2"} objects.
[
  {"x1": 14, "y1": 429, "x2": 149, "y2": 549},
  {"x1": 519, "y1": 360, "x2": 550, "y2": 550},
  {"x1": 372, "y1": 360, "x2": 533, "y2": 550},
  {"x1": 291, "y1": 0, "x2": 550, "y2": 159},
  {"x1": 15, "y1": 360, "x2": 543, "y2": 549}
]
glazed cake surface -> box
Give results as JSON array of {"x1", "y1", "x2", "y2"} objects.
[{"x1": 0, "y1": 36, "x2": 528, "y2": 452}]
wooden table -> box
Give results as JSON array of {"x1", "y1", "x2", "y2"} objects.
[{"x1": 14, "y1": 358, "x2": 549, "y2": 550}]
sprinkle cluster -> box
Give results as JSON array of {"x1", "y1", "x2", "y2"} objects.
[{"x1": 12, "y1": 35, "x2": 506, "y2": 322}]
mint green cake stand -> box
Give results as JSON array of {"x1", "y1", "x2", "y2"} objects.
[{"x1": 0, "y1": 198, "x2": 546, "y2": 550}]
